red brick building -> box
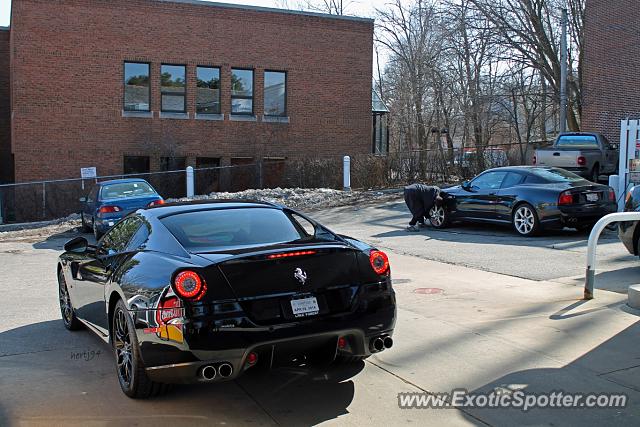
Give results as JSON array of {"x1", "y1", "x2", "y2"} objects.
[
  {"x1": 1, "y1": 0, "x2": 375, "y2": 183},
  {"x1": 0, "y1": 27, "x2": 10, "y2": 184},
  {"x1": 583, "y1": 0, "x2": 640, "y2": 142}
]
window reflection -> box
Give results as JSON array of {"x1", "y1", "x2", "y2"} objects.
[
  {"x1": 196, "y1": 67, "x2": 221, "y2": 114},
  {"x1": 264, "y1": 71, "x2": 286, "y2": 116},
  {"x1": 124, "y1": 62, "x2": 150, "y2": 111},
  {"x1": 231, "y1": 69, "x2": 254, "y2": 114},
  {"x1": 161, "y1": 64, "x2": 186, "y2": 113}
]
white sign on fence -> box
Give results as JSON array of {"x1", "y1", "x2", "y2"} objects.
[{"x1": 80, "y1": 167, "x2": 97, "y2": 179}]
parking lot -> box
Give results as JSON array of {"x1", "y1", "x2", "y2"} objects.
[{"x1": 1, "y1": 196, "x2": 639, "y2": 426}]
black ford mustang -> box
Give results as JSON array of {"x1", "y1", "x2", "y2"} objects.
[
  {"x1": 428, "y1": 166, "x2": 616, "y2": 236},
  {"x1": 57, "y1": 201, "x2": 396, "y2": 398}
]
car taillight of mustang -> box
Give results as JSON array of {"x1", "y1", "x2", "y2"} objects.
[{"x1": 57, "y1": 200, "x2": 396, "y2": 398}]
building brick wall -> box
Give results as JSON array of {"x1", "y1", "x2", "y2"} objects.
[
  {"x1": 583, "y1": 0, "x2": 640, "y2": 143},
  {"x1": 10, "y1": 0, "x2": 374, "y2": 181},
  {"x1": 0, "y1": 28, "x2": 11, "y2": 183}
]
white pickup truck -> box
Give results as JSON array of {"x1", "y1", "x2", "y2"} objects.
[{"x1": 533, "y1": 132, "x2": 619, "y2": 182}]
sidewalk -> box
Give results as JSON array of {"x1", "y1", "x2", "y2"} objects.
[{"x1": 372, "y1": 252, "x2": 640, "y2": 425}]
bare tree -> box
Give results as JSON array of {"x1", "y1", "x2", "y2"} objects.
[
  {"x1": 376, "y1": 0, "x2": 443, "y2": 151},
  {"x1": 468, "y1": 0, "x2": 584, "y2": 131}
]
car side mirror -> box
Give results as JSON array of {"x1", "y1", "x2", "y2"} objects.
[
  {"x1": 64, "y1": 236, "x2": 88, "y2": 253},
  {"x1": 79, "y1": 197, "x2": 87, "y2": 203},
  {"x1": 462, "y1": 181, "x2": 471, "y2": 190}
]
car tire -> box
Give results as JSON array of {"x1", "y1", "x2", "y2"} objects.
[
  {"x1": 92, "y1": 218, "x2": 103, "y2": 241},
  {"x1": 80, "y1": 213, "x2": 92, "y2": 233},
  {"x1": 429, "y1": 205, "x2": 450, "y2": 229},
  {"x1": 58, "y1": 269, "x2": 83, "y2": 331},
  {"x1": 512, "y1": 203, "x2": 540, "y2": 237},
  {"x1": 112, "y1": 299, "x2": 170, "y2": 399}
]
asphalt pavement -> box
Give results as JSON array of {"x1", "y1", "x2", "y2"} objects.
[
  {"x1": 311, "y1": 198, "x2": 640, "y2": 293},
  {"x1": 1, "y1": 198, "x2": 639, "y2": 426}
]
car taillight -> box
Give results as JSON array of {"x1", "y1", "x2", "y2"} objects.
[
  {"x1": 98, "y1": 205, "x2": 122, "y2": 214},
  {"x1": 609, "y1": 188, "x2": 616, "y2": 202},
  {"x1": 369, "y1": 250, "x2": 390, "y2": 275},
  {"x1": 577, "y1": 156, "x2": 587, "y2": 166},
  {"x1": 147, "y1": 199, "x2": 165, "y2": 207},
  {"x1": 532, "y1": 155, "x2": 537, "y2": 165},
  {"x1": 558, "y1": 191, "x2": 574, "y2": 205},
  {"x1": 173, "y1": 270, "x2": 207, "y2": 301}
]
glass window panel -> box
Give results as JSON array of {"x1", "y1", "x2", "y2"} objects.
[
  {"x1": 161, "y1": 65, "x2": 186, "y2": 91},
  {"x1": 231, "y1": 69, "x2": 253, "y2": 97},
  {"x1": 162, "y1": 94, "x2": 186, "y2": 112},
  {"x1": 231, "y1": 98, "x2": 253, "y2": 114},
  {"x1": 124, "y1": 62, "x2": 150, "y2": 111},
  {"x1": 264, "y1": 71, "x2": 286, "y2": 116},
  {"x1": 197, "y1": 67, "x2": 221, "y2": 114}
]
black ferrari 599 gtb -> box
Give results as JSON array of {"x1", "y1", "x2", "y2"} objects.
[{"x1": 57, "y1": 200, "x2": 396, "y2": 398}]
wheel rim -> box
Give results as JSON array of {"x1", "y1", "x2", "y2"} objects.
[
  {"x1": 430, "y1": 206, "x2": 445, "y2": 227},
  {"x1": 114, "y1": 308, "x2": 133, "y2": 387},
  {"x1": 514, "y1": 206, "x2": 535, "y2": 235},
  {"x1": 58, "y1": 274, "x2": 73, "y2": 325}
]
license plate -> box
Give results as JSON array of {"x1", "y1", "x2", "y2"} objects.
[
  {"x1": 586, "y1": 193, "x2": 599, "y2": 202},
  {"x1": 291, "y1": 296, "x2": 319, "y2": 318}
]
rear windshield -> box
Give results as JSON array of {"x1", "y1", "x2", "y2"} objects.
[
  {"x1": 529, "y1": 168, "x2": 586, "y2": 183},
  {"x1": 556, "y1": 135, "x2": 599, "y2": 149},
  {"x1": 160, "y1": 208, "x2": 305, "y2": 250},
  {"x1": 100, "y1": 182, "x2": 156, "y2": 200}
]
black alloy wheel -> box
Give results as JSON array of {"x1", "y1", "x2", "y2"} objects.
[
  {"x1": 58, "y1": 269, "x2": 82, "y2": 330},
  {"x1": 112, "y1": 299, "x2": 169, "y2": 398}
]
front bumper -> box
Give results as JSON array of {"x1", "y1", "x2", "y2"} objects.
[{"x1": 134, "y1": 283, "x2": 396, "y2": 384}]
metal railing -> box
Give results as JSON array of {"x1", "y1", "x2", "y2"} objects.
[{"x1": 584, "y1": 212, "x2": 640, "y2": 299}]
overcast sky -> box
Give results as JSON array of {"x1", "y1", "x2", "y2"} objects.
[{"x1": 0, "y1": 0, "x2": 389, "y2": 26}]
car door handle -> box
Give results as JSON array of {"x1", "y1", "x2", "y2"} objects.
[
  {"x1": 553, "y1": 152, "x2": 561, "y2": 156},
  {"x1": 489, "y1": 192, "x2": 497, "y2": 196}
]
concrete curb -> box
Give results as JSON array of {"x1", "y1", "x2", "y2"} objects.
[{"x1": 629, "y1": 284, "x2": 640, "y2": 309}]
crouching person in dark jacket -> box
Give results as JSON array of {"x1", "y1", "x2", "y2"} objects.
[{"x1": 403, "y1": 184, "x2": 444, "y2": 232}]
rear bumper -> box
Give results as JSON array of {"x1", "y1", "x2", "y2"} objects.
[
  {"x1": 135, "y1": 284, "x2": 396, "y2": 384},
  {"x1": 143, "y1": 325, "x2": 393, "y2": 384},
  {"x1": 540, "y1": 203, "x2": 616, "y2": 228},
  {"x1": 94, "y1": 216, "x2": 123, "y2": 233}
]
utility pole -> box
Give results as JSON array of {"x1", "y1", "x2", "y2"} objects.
[{"x1": 559, "y1": 3, "x2": 568, "y2": 133}]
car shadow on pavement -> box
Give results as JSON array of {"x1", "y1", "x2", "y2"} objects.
[
  {"x1": 0, "y1": 320, "x2": 361, "y2": 426},
  {"x1": 31, "y1": 230, "x2": 85, "y2": 250}
]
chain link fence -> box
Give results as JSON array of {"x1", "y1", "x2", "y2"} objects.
[{"x1": 0, "y1": 146, "x2": 530, "y2": 224}]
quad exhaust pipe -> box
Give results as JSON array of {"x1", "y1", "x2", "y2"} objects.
[
  {"x1": 199, "y1": 362, "x2": 233, "y2": 381},
  {"x1": 218, "y1": 363, "x2": 233, "y2": 378},
  {"x1": 200, "y1": 365, "x2": 217, "y2": 381},
  {"x1": 370, "y1": 335, "x2": 393, "y2": 353}
]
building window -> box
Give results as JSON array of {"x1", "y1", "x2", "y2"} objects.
[
  {"x1": 161, "y1": 64, "x2": 186, "y2": 113},
  {"x1": 160, "y1": 157, "x2": 187, "y2": 171},
  {"x1": 231, "y1": 69, "x2": 254, "y2": 115},
  {"x1": 264, "y1": 71, "x2": 287, "y2": 116},
  {"x1": 123, "y1": 156, "x2": 150, "y2": 174},
  {"x1": 196, "y1": 67, "x2": 221, "y2": 115},
  {"x1": 124, "y1": 62, "x2": 150, "y2": 111}
]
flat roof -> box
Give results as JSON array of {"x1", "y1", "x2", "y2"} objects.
[{"x1": 155, "y1": 0, "x2": 373, "y2": 23}]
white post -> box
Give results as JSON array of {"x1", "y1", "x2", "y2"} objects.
[
  {"x1": 186, "y1": 166, "x2": 195, "y2": 198},
  {"x1": 343, "y1": 156, "x2": 351, "y2": 191}
]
